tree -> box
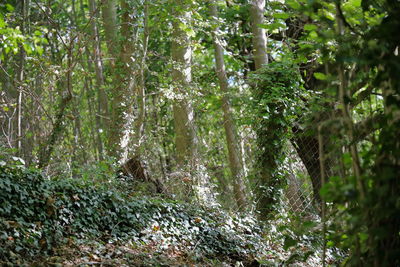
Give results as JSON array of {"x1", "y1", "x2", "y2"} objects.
[
  {"x1": 209, "y1": 0, "x2": 247, "y2": 210},
  {"x1": 101, "y1": 0, "x2": 118, "y2": 65},
  {"x1": 88, "y1": 0, "x2": 108, "y2": 160},
  {"x1": 171, "y1": 1, "x2": 198, "y2": 168},
  {"x1": 170, "y1": 0, "x2": 216, "y2": 204},
  {"x1": 249, "y1": 0, "x2": 278, "y2": 218},
  {"x1": 250, "y1": 0, "x2": 268, "y2": 69}
]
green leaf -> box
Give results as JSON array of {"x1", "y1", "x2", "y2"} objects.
[
  {"x1": 327, "y1": 241, "x2": 335, "y2": 248},
  {"x1": 6, "y1": 4, "x2": 15, "y2": 12},
  {"x1": 273, "y1": 13, "x2": 290, "y2": 19},
  {"x1": 0, "y1": 15, "x2": 5, "y2": 28},
  {"x1": 286, "y1": 0, "x2": 301, "y2": 10},
  {"x1": 348, "y1": 0, "x2": 361, "y2": 8},
  {"x1": 304, "y1": 24, "x2": 317, "y2": 31},
  {"x1": 259, "y1": 22, "x2": 287, "y2": 32},
  {"x1": 185, "y1": 28, "x2": 195, "y2": 38},
  {"x1": 35, "y1": 45, "x2": 43, "y2": 56},
  {"x1": 283, "y1": 236, "x2": 297, "y2": 250},
  {"x1": 308, "y1": 31, "x2": 318, "y2": 40},
  {"x1": 313, "y1": 72, "x2": 327, "y2": 80}
]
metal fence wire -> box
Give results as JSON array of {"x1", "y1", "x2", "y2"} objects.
[{"x1": 282, "y1": 108, "x2": 340, "y2": 216}]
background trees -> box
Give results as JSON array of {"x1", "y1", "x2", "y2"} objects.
[{"x1": 1, "y1": 0, "x2": 399, "y2": 265}]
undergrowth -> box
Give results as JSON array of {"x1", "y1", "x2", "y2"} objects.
[{"x1": 0, "y1": 163, "x2": 266, "y2": 266}]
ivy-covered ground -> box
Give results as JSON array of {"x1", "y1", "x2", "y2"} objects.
[{"x1": 0, "y1": 163, "x2": 332, "y2": 266}]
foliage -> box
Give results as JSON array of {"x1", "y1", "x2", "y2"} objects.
[
  {"x1": 0, "y1": 2, "x2": 47, "y2": 60},
  {"x1": 0, "y1": 164, "x2": 267, "y2": 265},
  {"x1": 1, "y1": 0, "x2": 400, "y2": 265},
  {"x1": 284, "y1": 0, "x2": 400, "y2": 265},
  {"x1": 248, "y1": 59, "x2": 306, "y2": 216}
]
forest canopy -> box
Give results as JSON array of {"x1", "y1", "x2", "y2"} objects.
[{"x1": 1, "y1": 0, "x2": 399, "y2": 265}]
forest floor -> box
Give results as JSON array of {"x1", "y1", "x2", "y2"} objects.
[
  {"x1": 37, "y1": 235, "x2": 324, "y2": 266},
  {"x1": 0, "y1": 165, "x2": 333, "y2": 266}
]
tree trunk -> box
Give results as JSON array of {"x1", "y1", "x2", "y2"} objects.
[
  {"x1": 250, "y1": 0, "x2": 275, "y2": 218},
  {"x1": 250, "y1": 0, "x2": 268, "y2": 69},
  {"x1": 101, "y1": 0, "x2": 118, "y2": 65},
  {"x1": 171, "y1": 2, "x2": 197, "y2": 167},
  {"x1": 335, "y1": 4, "x2": 365, "y2": 199},
  {"x1": 291, "y1": 128, "x2": 322, "y2": 204},
  {"x1": 133, "y1": 1, "x2": 149, "y2": 155},
  {"x1": 106, "y1": 0, "x2": 136, "y2": 160},
  {"x1": 210, "y1": 0, "x2": 247, "y2": 210},
  {"x1": 88, "y1": 0, "x2": 108, "y2": 160},
  {"x1": 171, "y1": 0, "x2": 216, "y2": 205},
  {"x1": 38, "y1": 45, "x2": 74, "y2": 168},
  {"x1": 16, "y1": 0, "x2": 30, "y2": 156}
]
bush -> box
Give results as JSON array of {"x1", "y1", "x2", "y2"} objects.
[{"x1": 0, "y1": 164, "x2": 266, "y2": 265}]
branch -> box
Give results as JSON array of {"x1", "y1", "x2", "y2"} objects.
[
  {"x1": 354, "y1": 112, "x2": 385, "y2": 141},
  {"x1": 336, "y1": 1, "x2": 363, "y2": 36},
  {"x1": 350, "y1": 86, "x2": 374, "y2": 107}
]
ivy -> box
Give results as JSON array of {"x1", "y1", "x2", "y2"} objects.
[
  {"x1": 248, "y1": 59, "x2": 307, "y2": 217},
  {"x1": 0, "y1": 164, "x2": 267, "y2": 265}
]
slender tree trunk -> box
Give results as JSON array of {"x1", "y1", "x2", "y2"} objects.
[
  {"x1": 249, "y1": 0, "x2": 275, "y2": 218},
  {"x1": 171, "y1": 2, "x2": 197, "y2": 167},
  {"x1": 335, "y1": 3, "x2": 365, "y2": 199},
  {"x1": 210, "y1": 0, "x2": 247, "y2": 210},
  {"x1": 101, "y1": 0, "x2": 122, "y2": 158},
  {"x1": 16, "y1": 55, "x2": 24, "y2": 154},
  {"x1": 38, "y1": 44, "x2": 74, "y2": 168},
  {"x1": 133, "y1": 2, "x2": 149, "y2": 154},
  {"x1": 171, "y1": 0, "x2": 215, "y2": 205},
  {"x1": 84, "y1": 74, "x2": 100, "y2": 161},
  {"x1": 88, "y1": 0, "x2": 108, "y2": 160},
  {"x1": 16, "y1": 0, "x2": 30, "y2": 156},
  {"x1": 250, "y1": 0, "x2": 268, "y2": 69},
  {"x1": 71, "y1": 88, "x2": 86, "y2": 172},
  {"x1": 106, "y1": 0, "x2": 136, "y2": 160},
  {"x1": 101, "y1": 0, "x2": 118, "y2": 65}
]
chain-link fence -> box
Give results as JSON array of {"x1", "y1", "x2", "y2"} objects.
[{"x1": 282, "y1": 107, "x2": 340, "y2": 216}]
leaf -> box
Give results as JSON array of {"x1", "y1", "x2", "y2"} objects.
[
  {"x1": 11, "y1": 156, "x2": 25, "y2": 165},
  {"x1": 308, "y1": 31, "x2": 318, "y2": 40},
  {"x1": 0, "y1": 15, "x2": 5, "y2": 28},
  {"x1": 286, "y1": 0, "x2": 301, "y2": 10},
  {"x1": 283, "y1": 236, "x2": 297, "y2": 250},
  {"x1": 304, "y1": 24, "x2": 317, "y2": 31},
  {"x1": 273, "y1": 13, "x2": 290, "y2": 20},
  {"x1": 313, "y1": 72, "x2": 327, "y2": 80},
  {"x1": 349, "y1": 0, "x2": 361, "y2": 8},
  {"x1": 185, "y1": 28, "x2": 196, "y2": 38},
  {"x1": 6, "y1": 4, "x2": 15, "y2": 12},
  {"x1": 259, "y1": 22, "x2": 287, "y2": 32}
]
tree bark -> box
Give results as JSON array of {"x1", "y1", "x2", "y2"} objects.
[
  {"x1": 170, "y1": 0, "x2": 216, "y2": 205},
  {"x1": 210, "y1": 0, "x2": 247, "y2": 210},
  {"x1": 250, "y1": 0, "x2": 268, "y2": 69},
  {"x1": 88, "y1": 0, "x2": 108, "y2": 159},
  {"x1": 16, "y1": 0, "x2": 30, "y2": 156},
  {"x1": 250, "y1": 0, "x2": 275, "y2": 218},
  {"x1": 335, "y1": 3, "x2": 365, "y2": 199},
  {"x1": 38, "y1": 44, "x2": 74, "y2": 168},
  {"x1": 133, "y1": 1, "x2": 149, "y2": 155},
  {"x1": 171, "y1": 1, "x2": 197, "y2": 167},
  {"x1": 106, "y1": 0, "x2": 136, "y2": 160},
  {"x1": 101, "y1": 0, "x2": 118, "y2": 65}
]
